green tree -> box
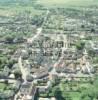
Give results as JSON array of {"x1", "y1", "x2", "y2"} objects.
[
  {"x1": 14, "y1": 70, "x2": 22, "y2": 79},
  {"x1": 52, "y1": 87, "x2": 65, "y2": 100},
  {"x1": 76, "y1": 41, "x2": 85, "y2": 50},
  {"x1": 5, "y1": 35, "x2": 14, "y2": 43}
]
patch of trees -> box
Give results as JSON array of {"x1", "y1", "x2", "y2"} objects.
[
  {"x1": 88, "y1": 49, "x2": 96, "y2": 57},
  {"x1": 14, "y1": 69, "x2": 22, "y2": 80},
  {"x1": 32, "y1": 15, "x2": 44, "y2": 26},
  {"x1": 4, "y1": 35, "x2": 14, "y2": 44},
  {"x1": 76, "y1": 41, "x2": 85, "y2": 50},
  {"x1": 0, "y1": 57, "x2": 8, "y2": 69},
  {"x1": 33, "y1": 4, "x2": 46, "y2": 10}
]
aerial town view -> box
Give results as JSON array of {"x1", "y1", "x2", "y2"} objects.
[{"x1": 0, "y1": 0, "x2": 98, "y2": 100}]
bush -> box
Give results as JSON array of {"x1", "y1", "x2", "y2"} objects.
[{"x1": 76, "y1": 41, "x2": 85, "y2": 50}]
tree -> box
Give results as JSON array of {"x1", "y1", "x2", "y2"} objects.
[
  {"x1": 52, "y1": 87, "x2": 65, "y2": 100},
  {"x1": 81, "y1": 25, "x2": 85, "y2": 28},
  {"x1": 14, "y1": 70, "x2": 22, "y2": 79},
  {"x1": 88, "y1": 50, "x2": 96, "y2": 57},
  {"x1": 91, "y1": 28, "x2": 95, "y2": 33},
  {"x1": 28, "y1": 49, "x2": 32, "y2": 55},
  {"x1": 4, "y1": 35, "x2": 14, "y2": 43},
  {"x1": 76, "y1": 41, "x2": 85, "y2": 50},
  {"x1": 4, "y1": 80, "x2": 8, "y2": 85},
  {"x1": 7, "y1": 59, "x2": 16, "y2": 69}
]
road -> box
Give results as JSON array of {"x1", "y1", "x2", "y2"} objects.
[
  {"x1": 19, "y1": 9, "x2": 50, "y2": 82},
  {"x1": 81, "y1": 49, "x2": 92, "y2": 75},
  {"x1": 27, "y1": 9, "x2": 49, "y2": 43},
  {"x1": 27, "y1": 27, "x2": 42, "y2": 43},
  {"x1": 52, "y1": 36, "x2": 68, "y2": 74},
  {"x1": 18, "y1": 56, "x2": 27, "y2": 82}
]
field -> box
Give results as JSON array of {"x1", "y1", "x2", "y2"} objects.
[
  {"x1": 0, "y1": 0, "x2": 98, "y2": 17},
  {"x1": 36, "y1": 0, "x2": 98, "y2": 8},
  {"x1": 0, "y1": 6, "x2": 44, "y2": 17},
  {"x1": 0, "y1": 83, "x2": 7, "y2": 90}
]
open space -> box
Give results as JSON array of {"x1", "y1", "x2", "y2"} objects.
[{"x1": 36, "y1": 0, "x2": 98, "y2": 8}]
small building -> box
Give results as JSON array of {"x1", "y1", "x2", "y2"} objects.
[
  {"x1": 39, "y1": 97, "x2": 56, "y2": 100},
  {"x1": 16, "y1": 82, "x2": 36, "y2": 100},
  {"x1": 32, "y1": 67, "x2": 49, "y2": 79}
]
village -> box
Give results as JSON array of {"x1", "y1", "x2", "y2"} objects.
[{"x1": 0, "y1": 0, "x2": 98, "y2": 100}]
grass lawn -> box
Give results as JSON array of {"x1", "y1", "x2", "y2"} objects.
[
  {"x1": 69, "y1": 92, "x2": 81, "y2": 100},
  {"x1": 0, "y1": 83, "x2": 6, "y2": 90}
]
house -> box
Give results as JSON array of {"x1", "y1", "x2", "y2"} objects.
[
  {"x1": 16, "y1": 82, "x2": 36, "y2": 100},
  {"x1": 38, "y1": 81, "x2": 51, "y2": 94},
  {"x1": 32, "y1": 67, "x2": 49, "y2": 79},
  {"x1": 39, "y1": 97, "x2": 56, "y2": 100},
  {"x1": 13, "y1": 37, "x2": 27, "y2": 44}
]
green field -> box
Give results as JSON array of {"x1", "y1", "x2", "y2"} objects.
[
  {"x1": 36, "y1": 0, "x2": 98, "y2": 8},
  {"x1": 0, "y1": 6, "x2": 44, "y2": 17},
  {"x1": 0, "y1": 83, "x2": 6, "y2": 90},
  {"x1": 0, "y1": 0, "x2": 98, "y2": 17}
]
